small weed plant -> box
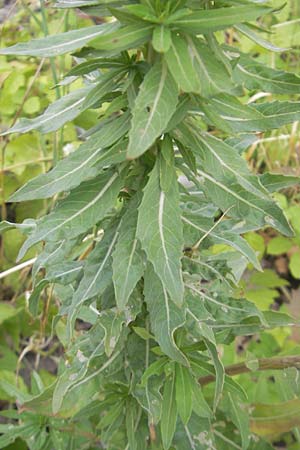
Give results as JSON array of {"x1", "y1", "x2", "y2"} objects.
[{"x1": 1, "y1": 1, "x2": 300, "y2": 448}]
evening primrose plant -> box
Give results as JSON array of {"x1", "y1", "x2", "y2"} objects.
[{"x1": 1, "y1": 0, "x2": 300, "y2": 448}]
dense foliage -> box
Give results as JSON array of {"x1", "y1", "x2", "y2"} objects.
[{"x1": 1, "y1": 0, "x2": 300, "y2": 449}]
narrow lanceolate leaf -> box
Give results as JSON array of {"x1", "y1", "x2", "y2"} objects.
[
  {"x1": 144, "y1": 265, "x2": 188, "y2": 366},
  {"x1": 152, "y1": 25, "x2": 172, "y2": 53},
  {"x1": 204, "y1": 340, "x2": 224, "y2": 411},
  {"x1": 161, "y1": 371, "x2": 177, "y2": 450},
  {"x1": 99, "y1": 309, "x2": 126, "y2": 357},
  {"x1": 182, "y1": 214, "x2": 261, "y2": 270},
  {"x1": 112, "y1": 195, "x2": 145, "y2": 310},
  {"x1": 175, "y1": 364, "x2": 193, "y2": 425},
  {"x1": 81, "y1": 69, "x2": 126, "y2": 110},
  {"x1": 173, "y1": 5, "x2": 271, "y2": 34},
  {"x1": 1, "y1": 88, "x2": 91, "y2": 135},
  {"x1": 127, "y1": 61, "x2": 178, "y2": 159},
  {"x1": 250, "y1": 398, "x2": 300, "y2": 437},
  {"x1": 202, "y1": 95, "x2": 300, "y2": 133},
  {"x1": 18, "y1": 169, "x2": 125, "y2": 259},
  {"x1": 137, "y1": 154, "x2": 184, "y2": 305},
  {"x1": 9, "y1": 113, "x2": 130, "y2": 201},
  {"x1": 90, "y1": 24, "x2": 153, "y2": 52},
  {"x1": 225, "y1": 392, "x2": 250, "y2": 449},
  {"x1": 67, "y1": 222, "x2": 120, "y2": 337},
  {"x1": 233, "y1": 54, "x2": 300, "y2": 94},
  {"x1": 0, "y1": 23, "x2": 118, "y2": 57},
  {"x1": 253, "y1": 101, "x2": 300, "y2": 129},
  {"x1": 175, "y1": 124, "x2": 293, "y2": 237},
  {"x1": 165, "y1": 35, "x2": 201, "y2": 93},
  {"x1": 235, "y1": 24, "x2": 288, "y2": 53},
  {"x1": 187, "y1": 38, "x2": 235, "y2": 96},
  {"x1": 260, "y1": 173, "x2": 300, "y2": 193}
]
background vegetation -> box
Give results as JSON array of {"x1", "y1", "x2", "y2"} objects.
[{"x1": 0, "y1": 0, "x2": 300, "y2": 448}]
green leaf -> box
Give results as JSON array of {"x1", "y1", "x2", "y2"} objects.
[
  {"x1": 173, "y1": 5, "x2": 271, "y2": 34},
  {"x1": 144, "y1": 265, "x2": 188, "y2": 366},
  {"x1": 267, "y1": 236, "x2": 292, "y2": 255},
  {"x1": 161, "y1": 370, "x2": 177, "y2": 450},
  {"x1": 18, "y1": 169, "x2": 126, "y2": 259},
  {"x1": 235, "y1": 23, "x2": 288, "y2": 53},
  {"x1": 186, "y1": 38, "x2": 235, "y2": 96},
  {"x1": 204, "y1": 340, "x2": 224, "y2": 411},
  {"x1": 67, "y1": 221, "x2": 120, "y2": 337},
  {"x1": 137, "y1": 153, "x2": 184, "y2": 305},
  {"x1": 2, "y1": 88, "x2": 91, "y2": 135},
  {"x1": 9, "y1": 113, "x2": 130, "y2": 201},
  {"x1": 99, "y1": 309, "x2": 126, "y2": 357},
  {"x1": 260, "y1": 173, "x2": 300, "y2": 193},
  {"x1": 165, "y1": 35, "x2": 201, "y2": 93},
  {"x1": 290, "y1": 252, "x2": 300, "y2": 279},
  {"x1": 81, "y1": 68, "x2": 126, "y2": 110},
  {"x1": 152, "y1": 25, "x2": 172, "y2": 53},
  {"x1": 175, "y1": 364, "x2": 193, "y2": 425},
  {"x1": 224, "y1": 392, "x2": 250, "y2": 449},
  {"x1": 126, "y1": 399, "x2": 138, "y2": 450},
  {"x1": 233, "y1": 54, "x2": 300, "y2": 94},
  {"x1": 0, "y1": 23, "x2": 118, "y2": 56},
  {"x1": 176, "y1": 124, "x2": 293, "y2": 237},
  {"x1": 182, "y1": 214, "x2": 261, "y2": 270},
  {"x1": 90, "y1": 24, "x2": 153, "y2": 52},
  {"x1": 250, "y1": 398, "x2": 300, "y2": 437},
  {"x1": 201, "y1": 95, "x2": 300, "y2": 133},
  {"x1": 112, "y1": 195, "x2": 145, "y2": 310},
  {"x1": 127, "y1": 61, "x2": 178, "y2": 159}
]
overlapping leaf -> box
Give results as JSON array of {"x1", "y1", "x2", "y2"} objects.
[
  {"x1": 9, "y1": 113, "x2": 130, "y2": 201},
  {"x1": 18, "y1": 168, "x2": 126, "y2": 259},
  {"x1": 127, "y1": 61, "x2": 178, "y2": 158},
  {"x1": 137, "y1": 149, "x2": 184, "y2": 305},
  {"x1": 0, "y1": 22, "x2": 118, "y2": 57}
]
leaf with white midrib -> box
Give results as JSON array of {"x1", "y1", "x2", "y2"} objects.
[
  {"x1": 0, "y1": 22, "x2": 118, "y2": 57},
  {"x1": 175, "y1": 124, "x2": 292, "y2": 236},
  {"x1": 144, "y1": 265, "x2": 188, "y2": 367},
  {"x1": 127, "y1": 60, "x2": 179, "y2": 159},
  {"x1": 10, "y1": 113, "x2": 130, "y2": 201},
  {"x1": 182, "y1": 215, "x2": 260, "y2": 270},
  {"x1": 2, "y1": 88, "x2": 91, "y2": 136},
  {"x1": 112, "y1": 194, "x2": 145, "y2": 310},
  {"x1": 18, "y1": 169, "x2": 126, "y2": 259},
  {"x1": 233, "y1": 54, "x2": 300, "y2": 94},
  {"x1": 161, "y1": 370, "x2": 177, "y2": 450},
  {"x1": 174, "y1": 5, "x2": 271, "y2": 33},
  {"x1": 67, "y1": 220, "x2": 120, "y2": 339},
  {"x1": 137, "y1": 155, "x2": 184, "y2": 305}
]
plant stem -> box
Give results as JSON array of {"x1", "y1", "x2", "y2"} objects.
[
  {"x1": 198, "y1": 355, "x2": 300, "y2": 386},
  {"x1": 39, "y1": 0, "x2": 61, "y2": 100}
]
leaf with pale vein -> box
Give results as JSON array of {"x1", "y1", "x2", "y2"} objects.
[
  {"x1": 112, "y1": 195, "x2": 145, "y2": 310},
  {"x1": 18, "y1": 169, "x2": 125, "y2": 259},
  {"x1": 233, "y1": 54, "x2": 300, "y2": 94},
  {"x1": 187, "y1": 38, "x2": 235, "y2": 96},
  {"x1": 174, "y1": 5, "x2": 271, "y2": 34},
  {"x1": 2, "y1": 88, "x2": 91, "y2": 136},
  {"x1": 175, "y1": 124, "x2": 292, "y2": 236},
  {"x1": 9, "y1": 113, "x2": 130, "y2": 201},
  {"x1": 161, "y1": 370, "x2": 177, "y2": 450},
  {"x1": 165, "y1": 35, "x2": 201, "y2": 93},
  {"x1": 201, "y1": 94, "x2": 300, "y2": 133},
  {"x1": 0, "y1": 22, "x2": 118, "y2": 56},
  {"x1": 137, "y1": 156, "x2": 184, "y2": 305},
  {"x1": 144, "y1": 265, "x2": 188, "y2": 366},
  {"x1": 67, "y1": 221, "x2": 120, "y2": 338},
  {"x1": 127, "y1": 61, "x2": 178, "y2": 159}
]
